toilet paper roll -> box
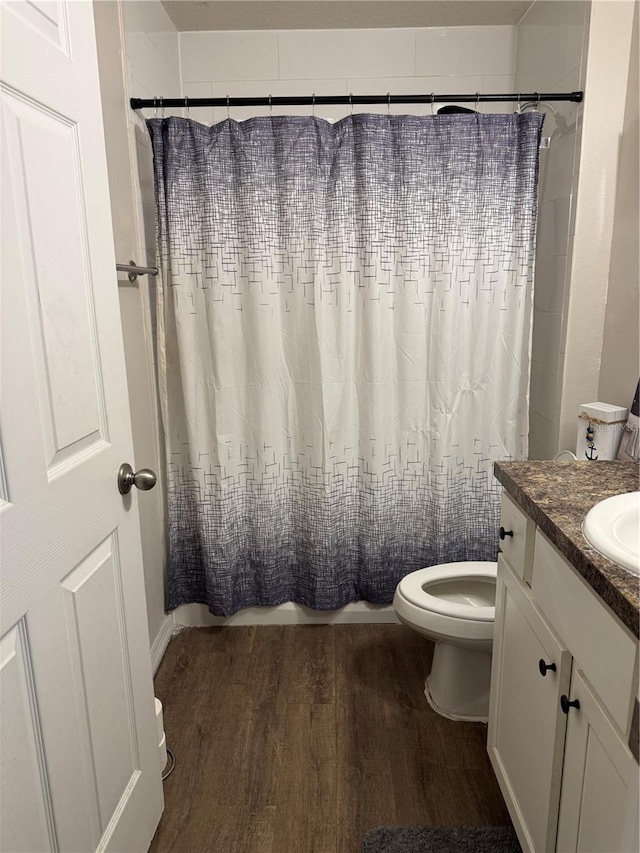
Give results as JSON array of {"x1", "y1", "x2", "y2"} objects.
[
  {"x1": 155, "y1": 698, "x2": 164, "y2": 744},
  {"x1": 159, "y1": 731, "x2": 168, "y2": 771}
]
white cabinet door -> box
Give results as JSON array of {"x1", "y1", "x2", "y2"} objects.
[
  {"x1": 556, "y1": 669, "x2": 639, "y2": 853},
  {"x1": 488, "y1": 557, "x2": 572, "y2": 853},
  {"x1": 0, "y1": 2, "x2": 163, "y2": 851}
]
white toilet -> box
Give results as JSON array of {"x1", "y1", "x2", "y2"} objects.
[{"x1": 393, "y1": 561, "x2": 498, "y2": 722}]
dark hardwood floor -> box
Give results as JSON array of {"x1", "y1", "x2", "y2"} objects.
[{"x1": 150, "y1": 624, "x2": 510, "y2": 853}]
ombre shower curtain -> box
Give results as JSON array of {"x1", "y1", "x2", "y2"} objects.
[{"x1": 148, "y1": 112, "x2": 543, "y2": 616}]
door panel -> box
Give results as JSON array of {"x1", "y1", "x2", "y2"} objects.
[
  {"x1": 0, "y1": 624, "x2": 55, "y2": 853},
  {"x1": 2, "y1": 89, "x2": 105, "y2": 465},
  {"x1": 6, "y1": 0, "x2": 71, "y2": 54},
  {"x1": 62, "y1": 534, "x2": 137, "y2": 826},
  {"x1": 0, "y1": 2, "x2": 163, "y2": 850},
  {"x1": 27, "y1": 587, "x2": 100, "y2": 851}
]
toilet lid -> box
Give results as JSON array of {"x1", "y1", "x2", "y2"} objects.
[{"x1": 397, "y1": 562, "x2": 497, "y2": 621}]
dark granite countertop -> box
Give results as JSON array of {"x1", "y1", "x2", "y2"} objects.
[{"x1": 494, "y1": 460, "x2": 640, "y2": 638}]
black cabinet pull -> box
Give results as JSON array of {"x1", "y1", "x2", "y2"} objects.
[
  {"x1": 499, "y1": 527, "x2": 514, "y2": 540},
  {"x1": 560, "y1": 694, "x2": 580, "y2": 714},
  {"x1": 539, "y1": 659, "x2": 557, "y2": 676}
]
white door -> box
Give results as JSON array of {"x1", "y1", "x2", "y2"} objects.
[{"x1": 0, "y1": 2, "x2": 164, "y2": 851}]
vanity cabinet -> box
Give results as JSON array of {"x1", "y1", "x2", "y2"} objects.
[{"x1": 488, "y1": 495, "x2": 639, "y2": 853}]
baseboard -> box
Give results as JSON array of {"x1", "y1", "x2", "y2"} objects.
[
  {"x1": 173, "y1": 601, "x2": 400, "y2": 628},
  {"x1": 150, "y1": 613, "x2": 175, "y2": 673}
]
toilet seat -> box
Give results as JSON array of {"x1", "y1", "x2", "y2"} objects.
[{"x1": 397, "y1": 562, "x2": 497, "y2": 622}]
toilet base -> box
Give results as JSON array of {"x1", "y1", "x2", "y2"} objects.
[{"x1": 425, "y1": 641, "x2": 492, "y2": 722}]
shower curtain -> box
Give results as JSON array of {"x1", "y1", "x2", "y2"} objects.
[{"x1": 148, "y1": 112, "x2": 543, "y2": 616}]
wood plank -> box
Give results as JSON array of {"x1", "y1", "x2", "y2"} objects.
[
  {"x1": 150, "y1": 628, "x2": 258, "y2": 851},
  {"x1": 381, "y1": 625, "x2": 435, "y2": 728},
  {"x1": 335, "y1": 625, "x2": 397, "y2": 853},
  {"x1": 278, "y1": 625, "x2": 336, "y2": 704},
  {"x1": 238, "y1": 626, "x2": 288, "y2": 810},
  {"x1": 389, "y1": 723, "x2": 511, "y2": 826},
  {"x1": 335, "y1": 731, "x2": 397, "y2": 852},
  {"x1": 272, "y1": 703, "x2": 337, "y2": 853},
  {"x1": 231, "y1": 805, "x2": 276, "y2": 853}
]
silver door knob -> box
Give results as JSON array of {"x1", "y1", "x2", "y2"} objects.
[{"x1": 118, "y1": 463, "x2": 157, "y2": 495}]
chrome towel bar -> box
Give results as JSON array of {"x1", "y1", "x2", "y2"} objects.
[{"x1": 116, "y1": 260, "x2": 159, "y2": 281}]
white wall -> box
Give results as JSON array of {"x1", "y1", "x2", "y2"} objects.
[
  {"x1": 94, "y1": 0, "x2": 179, "y2": 660},
  {"x1": 179, "y1": 26, "x2": 516, "y2": 121},
  {"x1": 123, "y1": 1, "x2": 181, "y2": 259},
  {"x1": 515, "y1": 1, "x2": 590, "y2": 459},
  {"x1": 123, "y1": 0, "x2": 181, "y2": 658},
  {"x1": 598, "y1": 4, "x2": 639, "y2": 408},
  {"x1": 512, "y1": 0, "x2": 637, "y2": 457},
  {"x1": 556, "y1": 0, "x2": 636, "y2": 451}
]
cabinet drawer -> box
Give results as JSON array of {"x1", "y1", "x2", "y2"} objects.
[
  {"x1": 499, "y1": 492, "x2": 535, "y2": 584},
  {"x1": 531, "y1": 530, "x2": 637, "y2": 735}
]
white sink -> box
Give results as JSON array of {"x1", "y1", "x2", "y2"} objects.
[{"x1": 582, "y1": 491, "x2": 640, "y2": 575}]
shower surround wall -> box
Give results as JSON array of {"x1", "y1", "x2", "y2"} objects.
[{"x1": 179, "y1": 26, "x2": 516, "y2": 122}]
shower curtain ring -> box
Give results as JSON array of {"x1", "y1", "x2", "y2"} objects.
[
  {"x1": 535, "y1": 92, "x2": 541, "y2": 110},
  {"x1": 269, "y1": 94, "x2": 272, "y2": 116},
  {"x1": 160, "y1": 96, "x2": 165, "y2": 118},
  {"x1": 312, "y1": 93, "x2": 316, "y2": 117},
  {"x1": 184, "y1": 96, "x2": 189, "y2": 119},
  {"x1": 349, "y1": 93, "x2": 353, "y2": 115},
  {"x1": 226, "y1": 95, "x2": 230, "y2": 119},
  {"x1": 475, "y1": 92, "x2": 480, "y2": 113},
  {"x1": 430, "y1": 93, "x2": 435, "y2": 116},
  {"x1": 387, "y1": 93, "x2": 391, "y2": 115},
  {"x1": 153, "y1": 96, "x2": 158, "y2": 118},
  {"x1": 517, "y1": 92, "x2": 522, "y2": 112}
]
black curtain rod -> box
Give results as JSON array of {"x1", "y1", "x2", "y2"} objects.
[{"x1": 130, "y1": 91, "x2": 583, "y2": 111}]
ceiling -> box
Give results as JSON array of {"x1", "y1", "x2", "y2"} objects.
[{"x1": 161, "y1": 1, "x2": 533, "y2": 31}]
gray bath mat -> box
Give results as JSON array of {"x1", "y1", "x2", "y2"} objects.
[{"x1": 362, "y1": 825, "x2": 521, "y2": 853}]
